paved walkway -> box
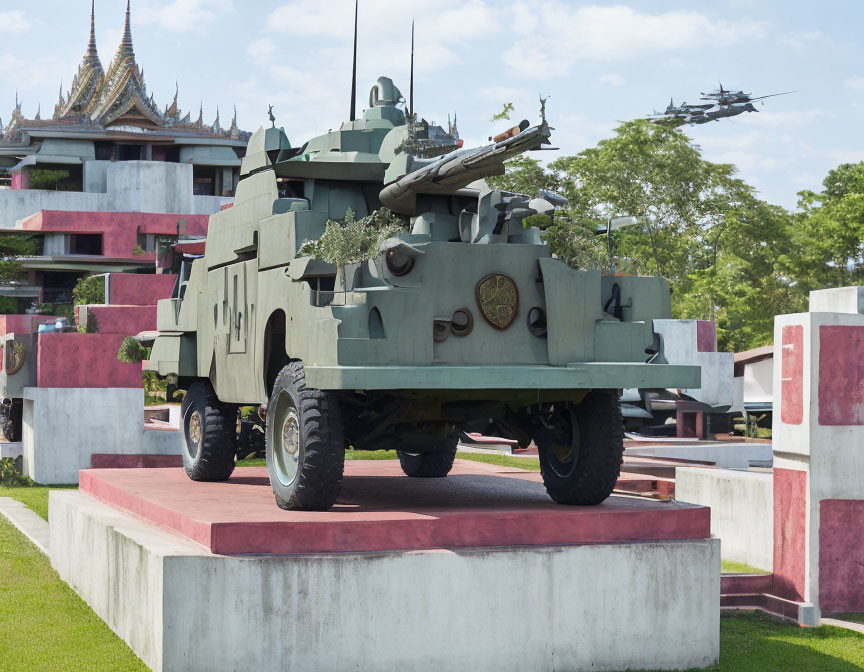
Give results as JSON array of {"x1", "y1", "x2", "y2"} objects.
[{"x1": 0, "y1": 496, "x2": 49, "y2": 554}]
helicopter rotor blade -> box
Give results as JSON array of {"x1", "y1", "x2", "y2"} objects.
[{"x1": 748, "y1": 91, "x2": 796, "y2": 102}]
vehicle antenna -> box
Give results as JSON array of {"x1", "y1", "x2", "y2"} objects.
[
  {"x1": 409, "y1": 20, "x2": 415, "y2": 119},
  {"x1": 350, "y1": 0, "x2": 358, "y2": 122}
]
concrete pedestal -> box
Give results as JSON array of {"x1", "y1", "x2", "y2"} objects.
[
  {"x1": 51, "y1": 462, "x2": 720, "y2": 672},
  {"x1": 22, "y1": 387, "x2": 181, "y2": 484},
  {"x1": 771, "y1": 309, "x2": 864, "y2": 621}
]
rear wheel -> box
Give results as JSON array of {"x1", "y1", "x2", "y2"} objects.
[
  {"x1": 397, "y1": 431, "x2": 459, "y2": 478},
  {"x1": 181, "y1": 380, "x2": 237, "y2": 481},
  {"x1": 0, "y1": 400, "x2": 22, "y2": 442},
  {"x1": 266, "y1": 361, "x2": 345, "y2": 511},
  {"x1": 535, "y1": 391, "x2": 623, "y2": 505}
]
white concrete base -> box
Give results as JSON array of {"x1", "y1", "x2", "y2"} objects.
[
  {"x1": 676, "y1": 467, "x2": 773, "y2": 571},
  {"x1": 626, "y1": 442, "x2": 773, "y2": 469},
  {"x1": 142, "y1": 427, "x2": 183, "y2": 454},
  {"x1": 0, "y1": 441, "x2": 22, "y2": 459},
  {"x1": 23, "y1": 387, "x2": 181, "y2": 485},
  {"x1": 50, "y1": 491, "x2": 721, "y2": 672}
]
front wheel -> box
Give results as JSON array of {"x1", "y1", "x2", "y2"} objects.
[
  {"x1": 535, "y1": 391, "x2": 623, "y2": 505},
  {"x1": 397, "y1": 431, "x2": 459, "y2": 477},
  {"x1": 181, "y1": 380, "x2": 237, "y2": 481},
  {"x1": 266, "y1": 361, "x2": 345, "y2": 511}
]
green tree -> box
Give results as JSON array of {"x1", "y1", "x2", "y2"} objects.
[
  {"x1": 0, "y1": 235, "x2": 38, "y2": 286},
  {"x1": 27, "y1": 168, "x2": 70, "y2": 191},
  {"x1": 491, "y1": 119, "x2": 800, "y2": 350},
  {"x1": 780, "y1": 162, "x2": 864, "y2": 293}
]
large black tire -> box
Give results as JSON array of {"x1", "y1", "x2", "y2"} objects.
[
  {"x1": 0, "y1": 401, "x2": 22, "y2": 443},
  {"x1": 535, "y1": 391, "x2": 624, "y2": 505},
  {"x1": 265, "y1": 361, "x2": 345, "y2": 511},
  {"x1": 181, "y1": 380, "x2": 237, "y2": 481},
  {"x1": 397, "y1": 432, "x2": 458, "y2": 477}
]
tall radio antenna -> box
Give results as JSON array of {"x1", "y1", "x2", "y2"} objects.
[
  {"x1": 350, "y1": 0, "x2": 359, "y2": 122},
  {"x1": 409, "y1": 20, "x2": 415, "y2": 118}
]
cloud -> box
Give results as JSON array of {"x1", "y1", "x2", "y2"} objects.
[
  {"x1": 0, "y1": 53, "x2": 69, "y2": 90},
  {"x1": 736, "y1": 108, "x2": 831, "y2": 128},
  {"x1": 501, "y1": 4, "x2": 767, "y2": 77},
  {"x1": 845, "y1": 76, "x2": 864, "y2": 91},
  {"x1": 597, "y1": 73, "x2": 624, "y2": 87},
  {"x1": 246, "y1": 38, "x2": 278, "y2": 63},
  {"x1": 0, "y1": 11, "x2": 29, "y2": 35},
  {"x1": 777, "y1": 30, "x2": 829, "y2": 49},
  {"x1": 266, "y1": 0, "x2": 499, "y2": 72},
  {"x1": 137, "y1": 0, "x2": 234, "y2": 33}
]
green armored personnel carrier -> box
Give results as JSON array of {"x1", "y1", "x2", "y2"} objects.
[{"x1": 146, "y1": 76, "x2": 699, "y2": 511}]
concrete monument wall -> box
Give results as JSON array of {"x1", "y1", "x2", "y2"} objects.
[
  {"x1": 771, "y1": 289, "x2": 864, "y2": 620},
  {"x1": 654, "y1": 319, "x2": 734, "y2": 408},
  {"x1": 23, "y1": 388, "x2": 146, "y2": 483},
  {"x1": 676, "y1": 467, "x2": 773, "y2": 571},
  {"x1": 0, "y1": 161, "x2": 231, "y2": 228}
]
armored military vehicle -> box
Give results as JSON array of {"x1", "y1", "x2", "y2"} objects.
[
  {"x1": 1, "y1": 321, "x2": 78, "y2": 442},
  {"x1": 146, "y1": 76, "x2": 699, "y2": 511},
  {"x1": 0, "y1": 332, "x2": 36, "y2": 441}
]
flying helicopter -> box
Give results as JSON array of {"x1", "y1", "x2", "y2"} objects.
[
  {"x1": 648, "y1": 84, "x2": 794, "y2": 128},
  {"x1": 700, "y1": 82, "x2": 795, "y2": 107}
]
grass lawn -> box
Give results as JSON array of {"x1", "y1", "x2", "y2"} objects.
[
  {"x1": 721, "y1": 559, "x2": 772, "y2": 575},
  {"x1": 237, "y1": 449, "x2": 543, "y2": 471},
  {"x1": 831, "y1": 614, "x2": 864, "y2": 625},
  {"x1": 675, "y1": 611, "x2": 864, "y2": 672},
  {"x1": 0, "y1": 485, "x2": 75, "y2": 521},
  {"x1": 0, "y1": 518, "x2": 148, "y2": 671}
]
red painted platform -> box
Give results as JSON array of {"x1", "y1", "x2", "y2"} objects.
[{"x1": 79, "y1": 460, "x2": 710, "y2": 556}]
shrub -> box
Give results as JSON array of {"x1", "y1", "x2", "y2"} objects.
[
  {"x1": 72, "y1": 275, "x2": 105, "y2": 306},
  {"x1": 0, "y1": 457, "x2": 33, "y2": 486},
  {"x1": 298, "y1": 208, "x2": 406, "y2": 270},
  {"x1": 117, "y1": 336, "x2": 148, "y2": 363}
]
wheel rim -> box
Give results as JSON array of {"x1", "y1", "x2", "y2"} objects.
[
  {"x1": 187, "y1": 410, "x2": 202, "y2": 458},
  {"x1": 272, "y1": 392, "x2": 301, "y2": 487},
  {"x1": 546, "y1": 409, "x2": 579, "y2": 478}
]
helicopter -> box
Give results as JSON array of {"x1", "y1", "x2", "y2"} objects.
[
  {"x1": 648, "y1": 84, "x2": 794, "y2": 128},
  {"x1": 700, "y1": 82, "x2": 795, "y2": 107}
]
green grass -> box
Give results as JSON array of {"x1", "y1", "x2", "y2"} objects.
[
  {"x1": 666, "y1": 611, "x2": 864, "y2": 672},
  {"x1": 830, "y1": 613, "x2": 864, "y2": 625},
  {"x1": 238, "y1": 449, "x2": 542, "y2": 471},
  {"x1": 0, "y1": 518, "x2": 148, "y2": 671},
  {"x1": 453, "y1": 451, "x2": 541, "y2": 471},
  {"x1": 0, "y1": 485, "x2": 76, "y2": 521},
  {"x1": 721, "y1": 559, "x2": 772, "y2": 575}
]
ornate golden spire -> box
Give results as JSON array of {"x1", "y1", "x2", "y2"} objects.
[
  {"x1": 119, "y1": 0, "x2": 134, "y2": 59},
  {"x1": 91, "y1": 0, "x2": 162, "y2": 127},
  {"x1": 85, "y1": 0, "x2": 102, "y2": 70},
  {"x1": 58, "y1": 1, "x2": 105, "y2": 119}
]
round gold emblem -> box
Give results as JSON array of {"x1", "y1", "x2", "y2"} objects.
[
  {"x1": 5, "y1": 341, "x2": 25, "y2": 376},
  {"x1": 476, "y1": 274, "x2": 519, "y2": 330}
]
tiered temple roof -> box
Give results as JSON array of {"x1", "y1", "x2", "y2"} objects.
[{"x1": 1, "y1": 0, "x2": 247, "y2": 143}]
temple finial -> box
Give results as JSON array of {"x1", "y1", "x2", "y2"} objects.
[{"x1": 121, "y1": 0, "x2": 133, "y2": 52}]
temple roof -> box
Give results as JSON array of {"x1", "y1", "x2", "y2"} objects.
[{"x1": 2, "y1": 1, "x2": 248, "y2": 144}]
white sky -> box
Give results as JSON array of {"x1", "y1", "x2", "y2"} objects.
[{"x1": 1, "y1": 0, "x2": 862, "y2": 209}]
